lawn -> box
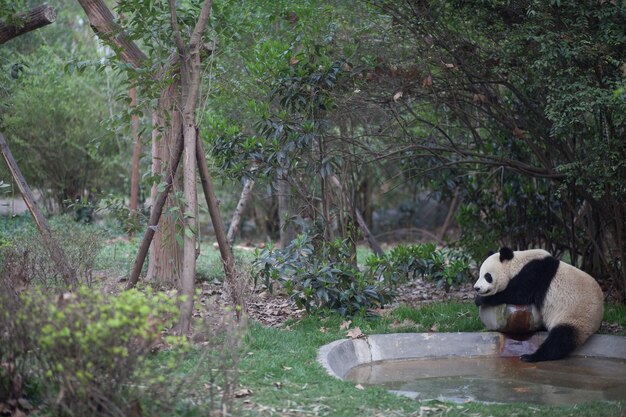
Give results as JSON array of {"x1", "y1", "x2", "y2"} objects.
[{"x1": 235, "y1": 304, "x2": 626, "y2": 417}]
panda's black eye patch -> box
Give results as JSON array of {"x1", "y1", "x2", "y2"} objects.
[{"x1": 485, "y1": 273, "x2": 493, "y2": 283}]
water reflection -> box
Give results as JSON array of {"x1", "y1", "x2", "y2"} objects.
[{"x1": 346, "y1": 356, "x2": 626, "y2": 404}]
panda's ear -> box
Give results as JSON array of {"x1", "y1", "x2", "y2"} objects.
[
  {"x1": 499, "y1": 247, "x2": 514, "y2": 262},
  {"x1": 487, "y1": 250, "x2": 495, "y2": 257}
]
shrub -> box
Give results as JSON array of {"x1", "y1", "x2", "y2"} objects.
[
  {"x1": 0, "y1": 271, "x2": 245, "y2": 417},
  {"x1": 365, "y1": 243, "x2": 475, "y2": 292},
  {"x1": 254, "y1": 233, "x2": 393, "y2": 316},
  {"x1": 0, "y1": 215, "x2": 103, "y2": 289},
  {"x1": 1, "y1": 286, "x2": 179, "y2": 416}
]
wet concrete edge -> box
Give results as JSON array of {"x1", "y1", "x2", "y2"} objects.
[{"x1": 317, "y1": 332, "x2": 626, "y2": 380}]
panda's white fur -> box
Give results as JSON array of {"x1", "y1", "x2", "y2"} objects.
[{"x1": 474, "y1": 247, "x2": 604, "y2": 362}]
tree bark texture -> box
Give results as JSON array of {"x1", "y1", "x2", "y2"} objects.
[
  {"x1": 179, "y1": 123, "x2": 198, "y2": 334},
  {"x1": 76, "y1": 0, "x2": 147, "y2": 69},
  {"x1": 0, "y1": 132, "x2": 78, "y2": 289},
  {"x1": 227, "y1": 178, "x2": 255, "y2": 245},
  {"x1": 126, "y1": 111, "x2": 185, "y2": 290},
  {"x1": 145, "y1": 84, "x2": 184, "y2": 287},
  {"x1": 77, "y1": 0, "x2": 184, "y2": 286},
  {"x1": 0, "y1": 4, "x2": 56, "y2": 44}
]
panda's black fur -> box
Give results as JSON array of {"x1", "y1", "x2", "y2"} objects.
[
  {"x1": 474, "y1": 247, "x2": 604, "y2": 362},
  {"x1": 475, "y1": 256, "x2": 559, "y2": 308}
]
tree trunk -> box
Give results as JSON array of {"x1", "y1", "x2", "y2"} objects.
[
  {"x1": 0, "y1": 4, "x2": 56, "y2": 44},
  {"x1": 319, "y1": 136, "x2": 334, "y2": 242},
  {"x1": 438, "y1": 188, "x2": 461, "y2": 242},
  {"x1": 277, "y1": 177, "x2": 294, "y2": 248},
  {"x1": 330, "y1": 174, "x2": 384, "y2": 256},
  {"x1": 227, "y1": 178, "x2": 255, "y2": 245},
  {"x1": 129, "y1": 84, "x2": 140, "y2": 212},
  {"x1": 77, "y1": 0, "x2": 186, "y2": 287},
  {"x1": 0, "y1": 132, "x2": 78, "y2": 289},
  {"x1": 196, "y1": 138, "x2": 240, "y2": 315},
  {"x1": 129, "y1": 84, "x2": 141, "y2": 234},
  {"x1": 126, "y1": 113, "x2": 185, "y2": 290},
  {"x1": 169, "y1": 0, "x2": 213, "y2": 333},
  {"x1": 146, "y1": 83, "x2": 183, "y2": 287},
  {"x1": 179, "y1": 122, "x2": 198, "y2": 335}
]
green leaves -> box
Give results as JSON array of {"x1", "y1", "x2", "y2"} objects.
[
  {"x1": 366, "y1": 243, "x2": 474, "y2": 292},
  {"x1": 254, "y1": 232, "x2": 393, "y2": 316}
]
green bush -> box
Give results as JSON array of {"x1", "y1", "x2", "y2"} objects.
[
  {"x1": 0, "y1": 258, "x2": 245, "y2": 417},
  {"x1": 1, "y1": 285, "x2": 181, "y2": 416},
  {"x1": 254, "y1": 233, "x2": 393, "y2": 316},
  {"x1": 365, "y1": 243, "x2": 474, "y2": 291}
]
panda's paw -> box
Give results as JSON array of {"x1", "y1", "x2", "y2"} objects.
[
  {"x1": 474, "y1": 295, "x2": 483, "y2": 306},
  {"x1": 520, "y1": 354, "x2": 537, "y2": 363}
]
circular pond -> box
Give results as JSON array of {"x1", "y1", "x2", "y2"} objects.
[{"x1": 317, "y1": 332, "x2": 626, "y2": 405}]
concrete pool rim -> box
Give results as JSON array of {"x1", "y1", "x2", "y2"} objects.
[{"x1": 317, "y1": 332, "x2": 626, "y2": 381}]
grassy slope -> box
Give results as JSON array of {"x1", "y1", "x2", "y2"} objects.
[{"x1": 238, "y1": 303, "x2": 626, "y2": 417}]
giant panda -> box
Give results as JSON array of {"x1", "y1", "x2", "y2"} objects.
[{"x1": 473, "y1": 247, "x2": 604, "y2": 362}]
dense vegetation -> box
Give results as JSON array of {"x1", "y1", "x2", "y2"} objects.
[{"x1": 0, "y1": 0, "x2": 625, "y2": 416}]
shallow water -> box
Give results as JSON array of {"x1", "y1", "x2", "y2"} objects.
[{"x1": 345, "y1": 356, "x2": 626, "y2": 404}]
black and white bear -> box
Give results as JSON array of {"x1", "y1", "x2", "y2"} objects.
[{"x1": 474, "y1": 247, "x2": 604, "y2": 362}]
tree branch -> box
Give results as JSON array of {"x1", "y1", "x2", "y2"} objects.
[
  {"x1": 0, "y1": 4, "x2": 56, "y2": 44},
  {"x1": 167, "y1": 0, "x2": 186, "y2": 58},
  {"x1": 76, "y1": 0, "x2": 147, "y2": 69}
]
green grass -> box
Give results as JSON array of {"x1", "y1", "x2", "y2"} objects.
[
  {"x1": 237, "y1": 304, "x2": 626, "y2": 416},
  {"x1": 605, "y1": 303, "x2": 626, "y2": 329},
  {"x1": 94, "y1": 236, "x2": 139, "y2": 275}
]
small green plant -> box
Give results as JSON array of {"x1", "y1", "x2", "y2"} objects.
[
  {"x1": 365, "y1": 243, "x2": 474, "y2": 291},
  {"x1": 254, "y1": 233, "x2": 392, "y2": 316}
]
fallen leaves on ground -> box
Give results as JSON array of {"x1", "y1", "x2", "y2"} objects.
[
  {"x1": 339, "y1": 320, "x2": 352, "y2": 330},
  {"x1": 346, "y1": 327, "x2": 365, "y2": 339},
  {"x1": 233, "y1": 388, "x2": 253, "y2": 398}
]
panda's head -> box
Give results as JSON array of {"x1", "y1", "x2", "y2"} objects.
[{"x1": 473, "y1": 247, "x2": 515, "y2": 296}]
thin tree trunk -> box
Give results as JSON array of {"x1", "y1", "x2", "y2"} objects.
[
  {"x1": 277, "y1": 177, "x2": 294, "y2": 249},
  {"x1": 319, "y1": 136, "x2": 334, "y2": 242},
  {"x1": 129, "y1": 84, "x2": 141, "y2": 234},
  {"x1": 437, "y1": 187, "x2": 460, "y2": 242},
  {"x1": 329, "y1": 174, "x2": 384, "y2": 256},
  {"x1": 0, "y1": 132, "x2": 78, "y2": 289},
  {"x1": 78, "y1": 0, "x2": 186, "y2": 287},
  {"x1": 0, "y1": 4, "x2": 56, "y2": 44},
  {"x1": 129, "y1": 85, "x2": 140, "y2": 212},
  {"x1": 196, "y1": 138, "x2": 240, "y2": 314},
  {"x1": 227, "y1": 178, "x2": 255, "y2": 245}
]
